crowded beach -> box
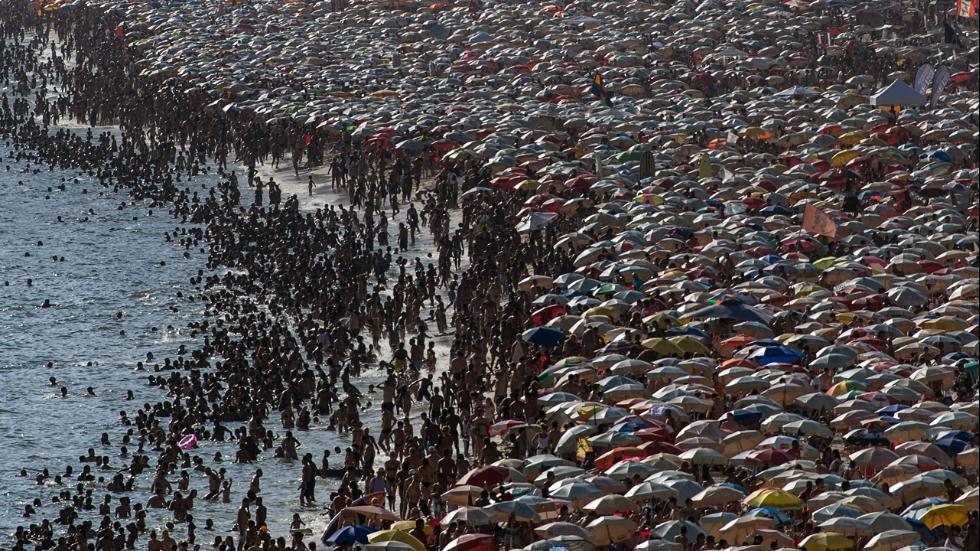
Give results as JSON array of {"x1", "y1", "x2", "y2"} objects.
[{"x1": 0, "y1": 0, "x2": 978, "y2": 550}]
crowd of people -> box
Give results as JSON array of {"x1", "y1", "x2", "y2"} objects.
[{"x1": 1, "y1": 0, "x2": 978, "y2": 550}]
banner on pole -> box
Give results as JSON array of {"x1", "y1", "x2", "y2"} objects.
[{"x1": 803, "y1": 204, "x2": 837, "y2": 238}]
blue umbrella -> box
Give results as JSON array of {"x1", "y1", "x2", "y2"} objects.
[
  {"x1": 664, "y1": 327, "x2": 710, "y2": 339},
  {"x1": 727, "y1": 408, "x2": 762, "y2": 426},
  {"x1": 613, "y1": 421, "x2": 651, "y2": 433},
  {"x1": 876, "y1": 415, "x2": 902, "y2": 425},
  {"x1": 746, "y1": 507, "x2": 792, "y2": 525},
  {"x1": 934, "y1": 436, "x2": 968, "y2": 455},
  {"x1": 684, "y1": 299, "x2": 772, "y2": 323},
  {"x1": 759, "y1": 205, "x2": 791, "y2": 215},
  {"x1": 903, "y1": 517, "x2": 937, "y2": 545},
  {"x1": 931, "y1": 429, "x2": 973, "y2": 442},
  {"x1": 522, "y1": 327, "x2": 566, "y2": 347},
  {"x1": 903, "y1": 498, "x2": 948, "y2": 519},
  {"x1": 323, "y1": 525, "x2": 375, "y2": 545},
  {"x1": 747, "y1": 345, "x2": 803, "y2": 365},
  {"x1": 876, "y1": 405, "x2": 907, "y2": 416}
]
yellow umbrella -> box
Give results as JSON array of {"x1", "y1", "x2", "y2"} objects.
[
  {"x1": 514, "y1": 179, "x2": 542, "y2": 192},
  {"x1": 367, "y1": 531, "x2": 426, "y2": 551},
  {"x1": 743, "y1": 489, "x2": 803, "y2": 509},
  {"x1": 917, "y1": 316, "x2": 968, "y2": 331},
  {"x1": 831, "y1": 150, "x2": 860, "y2": 167},
  {"x1": 838, "y1": 131, "x2": 867, "y2": 145},
  {"x1": 919, "y1": 504, "x2": 969, "y2": 529},
  {"x1": 643, "y1": 312, "x2": 679, "y2": 328},
  {"x1": 577, "y1": 404, "x2": 606, "y2": 421},
  {"x1": 641, "y1": 338, "x2": 682, "y2": 355},
  {"x1": 669, "y1": 335, "x2": 710, "y2": 354},
  {"x1": 390, "y1": 521, "x2": 433, "y2": 536},
  {"x1": 799, "y1": 532, "x2": 854, "y2": 551}
]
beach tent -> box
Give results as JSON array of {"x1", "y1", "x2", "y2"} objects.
[{"x1": 869, "y1": 80, "x2": 926, "y2": 107}]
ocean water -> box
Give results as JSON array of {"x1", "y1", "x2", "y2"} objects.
[{"x1": 0, "y1": 144, "x2": 386, "y2": 546}]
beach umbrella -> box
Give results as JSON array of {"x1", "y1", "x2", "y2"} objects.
[
  {"x1": 798, "y1": 532, "x2": 854, "y2": 551},
  {"x1": 652, "y1": 520, "x2": 705, "y2": 542},
  {"x1": 442, "y1": 485, "x2": 485, "y2": 505},
  {"x1": 634, "y1": 541, "x2": 681, "y2": 551},
  {"x1": 700, "y1": 512, "x2": 739, "y2": 538},
  {"x1": 525, "y1": 455, "x2": 575, "y2": 477},
  {"x1": 885, "y1": 422, "x2": 932, "y2": 443},
  {"x1": 484, "y1": 500, "x2": 541, "y2": 523},
  {"x1": 781, "y1": 419, "x2": 834, "y2": 438},
  {"x1": 582, "y1": 495, "x2": 636, "y2": 515},
  {"x1": 795, "y1": 393, "x2": 839, "y2": 411},
  {"x1": 850, "y1": 447, "x2": 900, "y2": 470},
  {"x1": 679, "y1": 447, "x2": 729, "y2": 466},
  {"x1": 534, "y1": 522, "x2": 595, "y2": 543},
  {"x1": 365, "y1": 542, "x2": 416, "y2": 551},
  {"x1": 324, "y1": 525, "x2": 376, "y2": 545},
  {"x1": 587, "y1": 516, "x2": 638, "y2": 545},
  {"x1": 534, "y1": 466, "x2": 586, "y2": 486},
  {"x1": 864, "y1": 530, "x2": 922, "y2": 551},
  {"x1": 690, "y1": 485, "x2": 744, "y2": 508},
  {"x1": 919, "y1": 504, "x2": 969, "y2": 529},
  {"x1": 523, "y1": 327, "x2": 567, "y2": 347},
  {"x1": 683, "y1": 300, "x2": 772, "y2": 323},
  {"x1": 659, "y1": 478, "x2": 705, "y2": 504},
  {"x1": 458, "y1": 466, "x2": 510, "y2": 487},
  {"x1": 956, "y1": 488, "x2": 979, "y2": 511},
  {"x1": 890, "y1": 476, "x2": 946, "y2": 504},
  {"x1": 548, "y1": 480, "x2": 603, "y2": 505},
  {"x1": 859, "y1": 512, "x2": 914, "y2": 532},
  {"x1": 440, "y1": 506, "x2": 495, "y2": 527},
  {"x1": 812, "y1": 504, "x2": 863, "y2": 523},
  {"x1": 624, "y1": 481, "x2": 676, "y2": 501},
  {"x1": 443, "y1": 534, "x2": 495, "y2": 551},
  {"x1": 594, "y1": 447, "x2": 649, "y2": 470},
  {"x1": 719, "y1": 516, "x2": 775, "y2": 543},
  {"x1": 605, "y1": 460, "x2": 657, "y2": 480},
  {"x1": 367, "y1": 531, "x2": 426, "y2": 551},
  {"x1": 722, "y1": 431, "x2": 764, "y2": 455},
  {"x1": 344, "y1": 505, "x2": 401, "y2": 521},
  {"x1": 816, "y1": 517, "x2": 872, "y2": 537},
  {"x1": 743, "y1": 489, "x2": 803, "y2": 509}
]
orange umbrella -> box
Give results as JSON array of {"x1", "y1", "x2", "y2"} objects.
[{"x1": 595, "y1": 446, "x2": 649, "y2": 470}]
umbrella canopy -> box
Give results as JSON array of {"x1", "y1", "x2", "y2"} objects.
[
  {"x1": 587, "y1": 516, "x2": 639, "y2": 545},
  {"x1": 798, "y1": 532, "x2": 854, "y2": 551},
  {"x1": 324, "y1": 525, "x2": 376, "y2": 545},
  {"x1": 869, "y1": 80, "x2": 927, "y2": 107}
]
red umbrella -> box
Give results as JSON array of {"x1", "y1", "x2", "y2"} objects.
[
  {"x1": 746, "y1": 447, "x2": 793, "y2": 466},
  {"x1": 634, "y1": 427, "x2": 671, "y2": 442},
  {"x1": 595, "y1": 447, "x2": 650, "y2": 470},
  {"x1": 532, "y1": 304, "x2": 566, "y2": 326},
  {"x1": 444, "y1": 534, "x2": 496, "y2": 551},
  {"x1": 457, "y1": 466, "x2": 509, "y2": 487}
]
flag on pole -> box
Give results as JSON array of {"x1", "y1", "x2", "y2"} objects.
[
  {"x1": 803, "y1": 204, "x2": 837, "y2": 238},
  {"x1": 697, "y1": 152, "x2": 712, "y2": 179},
  {"x1": 591, "y1": 72, "x2": 612, "y2": 107}
]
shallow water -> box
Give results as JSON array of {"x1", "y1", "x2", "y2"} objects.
[{"x1": 0, "y1": 145, "x2": 387, "y2": 546}]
